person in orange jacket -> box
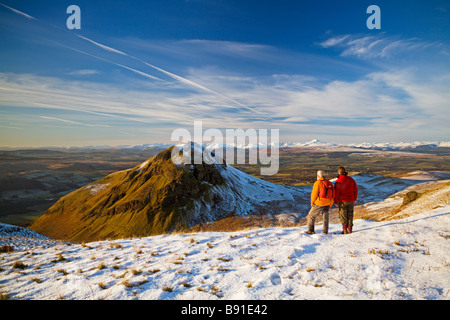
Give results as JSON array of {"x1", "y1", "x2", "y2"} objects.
[
  {"x1": 305, "y1": 170, "x2": 334, "y2": 234},
  {"x1": 334, "y1": 166, "x2": 358, "y2": 234}
]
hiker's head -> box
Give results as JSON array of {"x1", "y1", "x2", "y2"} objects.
[
  {"x1": 317, "y1": 170, "x2": 326, "y2": 179},
  {"x1": 338, "y1": 166, "x2": 347, "y2": 175}
]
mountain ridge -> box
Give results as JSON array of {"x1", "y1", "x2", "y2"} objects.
[
  {"x1": 3, "y1": 140, "x2": 448, "y2": 151},
  {"x1": 29, "y1": 144, "x2": 306, "y2": 242}
]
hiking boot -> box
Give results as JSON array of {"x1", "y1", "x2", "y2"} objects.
[
  {"x1": 348, "y1": 225, "x2": 353, "y2": 234},
  {"x1": 305, "y1": 230, "x2": 315, "y2": 235},
  {"x1": 342, "y1": 225, "x2": 348, "y2": 234}
]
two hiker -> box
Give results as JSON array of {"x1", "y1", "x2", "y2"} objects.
[{"x1": 305, "y1": 166, "x2": 358, "y2": 235}]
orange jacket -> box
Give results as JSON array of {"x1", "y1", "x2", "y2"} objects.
[{"x1": 311, "y1": 178, "x2": 334, "y2": 207}]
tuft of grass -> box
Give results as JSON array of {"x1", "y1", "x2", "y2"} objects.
[
  {"x1": 0, "y1": 291, "x2": 10, "y2": 300},
  {"x1": 162, "y1": 286, "x2": 173, "y2": 292},
  {"x1": 0, "y1": 245, "x2": 14, "y2": 253},
  {"x1": 110, "y1": 242, "x2": 123, "y2": 249},
  {"x1": 148, "y1": 269, "x2": 160, "y2": 274},
  {"x1": 30, "y1": 277, "x2": 42, "y2": 284},
  {"x1": 98, "y1": 282, "x2": 107, "y2": 290},
  {"x1": 81, "y1": 242, "x2": 92, "y2": 249},
  {"x1": 211, "y1": 286, "x2": 223, "y2": 298},
  {"x1": 138, "y1": 279, "x2": 148, "y2": 286},
  {"x1": 97, "y1": 262, "x2": 107, "y2": 270},
  {"x1": 369, "y1": 248, "x2": 391, "y2": 256},
  {"x1": 51, "y1": 253, "x2": 66, "y2": 263},
  {"x1": 313, "y1": 283, "x2": 324, "y2": 287},
  {"x1": 12, "y1": 260, "x2": 28, "y2": 269},
  {"x1": 217, "y1": 267, "x2": 230, "y2": 272},
  {"x1": 131, "y1": 269, "x2": 142, "y2": 275},
  {"x1": 121, "y1": 279, "x2": 135, "y2": 288},
  {"x1": 439, "y1": 232, "x2": 450, "y2": 240},
  {"x1": 56, "y1": 268, "x2": 68, "y2": 275},
  {"x1": 218, "y1": 257, "x2": 231, "y2": 262}
]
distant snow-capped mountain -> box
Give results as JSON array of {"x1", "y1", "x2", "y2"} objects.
[
  {"x1": 54, "y1": 139, "x2": 450, "y2": 151},
  {"x1": 348, "y1": 141, "x2": 450, "y2": 150},
  {"x1": 280, "y1": 139, "x2": 338, "y2": 148}
]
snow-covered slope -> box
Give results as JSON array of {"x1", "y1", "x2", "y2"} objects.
[
  {"x1": 2, "y1": 169, "x2": 449, "y2": 300},
  {"x1": 1, "y1": 205, "x2": 449, "y2": 300},
  {"x1": 171, "y1": 142, "x2": 310, "y2": 219},
  {"x1": 0, "y1": 223, "x2": 68, "y2": 251}
]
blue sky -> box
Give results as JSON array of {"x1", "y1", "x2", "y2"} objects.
[{"x1": 0, "y1": 0, "x2": 449, "y2": 147}]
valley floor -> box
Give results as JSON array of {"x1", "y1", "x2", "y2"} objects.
[{"x1": 1, "y1": 204, "x2": 449, "y2": 300}]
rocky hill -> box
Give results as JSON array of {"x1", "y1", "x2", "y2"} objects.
[{"x1": 30, "y1": 144, "x2": 307, "y2": 242}]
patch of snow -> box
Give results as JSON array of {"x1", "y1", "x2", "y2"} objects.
[
  {"x1": 1, "y1": 205, "x2": 449, "y2": 300},
  {"x1": 85, "y1": 183, "x2": 110, "y2": 195},
  {"x1": 135, "y1": 160, "x2": 150, "y2": 172},
  {"x1": 0, "y1": 223, "x2": 68, "y2": 251},
  {"x1": 0, "y1": 223, "x2": 50, "y2": 239}
]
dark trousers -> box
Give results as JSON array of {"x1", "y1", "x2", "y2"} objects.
[
  {"x1": 306, "y1": 205, "x2": 330, "y2": 234},
  {"x1": 339, "y1": 201, "x2": 355, "y2": 226}
]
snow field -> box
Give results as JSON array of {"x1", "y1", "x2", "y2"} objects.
[{"x1": 1, "y1": 205, "x2": 449, "y2": 300}]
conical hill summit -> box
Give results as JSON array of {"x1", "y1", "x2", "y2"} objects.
[{"x1": 30, "y1": 143, "x2": 307, "y2": 242}]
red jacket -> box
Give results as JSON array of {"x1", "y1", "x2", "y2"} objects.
[{"x1": 334, "y1": 174, "x2": 358, "y2": 204}]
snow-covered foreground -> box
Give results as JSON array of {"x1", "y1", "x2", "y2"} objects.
[{"x1": 1, "y1": 205, "x2": 449, "y2": 300}]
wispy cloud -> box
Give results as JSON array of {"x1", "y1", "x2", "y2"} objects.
[
  {"x1": 0, "y1": 3, "x2": 35, "y2": 20},
  {"x1": 1, "y1": 2, "x2": 448, "y2": 146},
  {"x1": 77, "y1": 35, "x2": 127, "y2": 56},
  {"x1": 1, "y1": 3, "x2": 265, "y2": 119},
  {"x1": 39, "y1": 116, "x2": 111, "y2": 128},
  {"x1": 4, "y1": 61, "x2": 448, "y2": 141},
  {"x1": 68, "y1": 69, "x2": 101, "y2": 76},
  {"x1": 319, "y1": 34, "x2": 441, "y2": 59},
  {"x1": 1, "y1": 62, "x2": 449, "y2": 145},
  {"x1": 49, "y1": 41, "x2": 164, "y2": 82},
  {"x1": 76, "y1": 35, "x2": 268, "y2": 118}
]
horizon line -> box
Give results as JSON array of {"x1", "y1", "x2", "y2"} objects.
[{"x1": 0, "y1": 139, "x2": 448, "y2": 150}]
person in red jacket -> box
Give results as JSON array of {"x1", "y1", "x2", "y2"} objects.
[{"x1": 334, "y1": 166, "x2": 358, "y2": 234}]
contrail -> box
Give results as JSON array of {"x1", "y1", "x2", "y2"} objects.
[
  {"x1": 136, "y1": 57, "x2": 262, "y2": 112},
  {"x1": 48, "y1": 40, "x2": 164, "y2": 82},
  {"x1": 77, "y1": 35, "x2": 127, "y2": 56},
  {"x1": 79, "y1": 35, "x2": 271, "y2": 117},
  {"x1": 40, "y1": 116, "x2": 111, "y2": 127},
  {"x1": 1, "y1": 3, "x2": 271, "y2": 119},
  {"x1": 0, "y1": 3, "x2": 35, "y2": 20}
]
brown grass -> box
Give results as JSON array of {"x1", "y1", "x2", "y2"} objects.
[
  {"x1": 189, "y1": 214, "x2": 299, "y2": 233},
  {"x1": 0, "y1": 245, "x2": 14, "y2": 253},
  {"x1": 12, "y1": 260, "x2": 28, "y2": 269}
]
